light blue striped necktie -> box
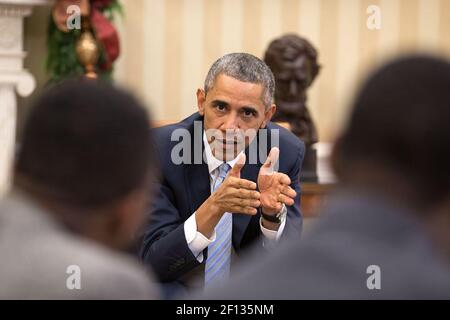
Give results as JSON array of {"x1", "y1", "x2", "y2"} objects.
[{"x1": 205, "y1": 163, "x2": 232, "y2": 287}]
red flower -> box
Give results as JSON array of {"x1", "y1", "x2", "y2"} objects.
[
  {"x1": 90, "y1": 0, "x2": 113, "y2": 10},
  {"x1": 90, "y1": 8, "x2": 120, "y2": 70}
]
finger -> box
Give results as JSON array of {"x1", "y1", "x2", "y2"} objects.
[
  {"x1": 260, "y1": 147, "x2": 280, "y2": 176},
  {"x1": 229, "y1": 177, "x2": 257, "y2": 190},
  {"x1": 232, "y1": 198, "x2": 261, "y2": 208},
  {"x1": 281, "y1": 186, "x2": 297, "y2": 198},
  {"x1": 236, "y1": 189, "x2": 260, "y2": 200},
  {"x1": 279, "y1": 194, "x2": 295, "y2": 206},
  {"x1": 230, "y1": 205, "x2": 258, "y2": 215},
  {"x1": 278, "y1": 173, "x2": 291, "y2": 186},
  {"x1": 283, "y1": 197, "x2": 295, "y2": 206},
  {"x1": 228, "y1": 153, "x2": 246, "y2": 178}
]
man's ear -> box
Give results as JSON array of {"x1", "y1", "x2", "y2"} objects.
[
  {"x1": 197, "y1": 89, "x2": 206, "y2": 116},
  {"x1": 261, "y1": 104, "x2": 277, "y2": 128}
]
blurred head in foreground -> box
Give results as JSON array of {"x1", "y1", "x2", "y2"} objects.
[
  {"x1": 333, "y1": 54, "x2": 450, "y2": 251},
  {"x1": 335, "y1": 55, "x2": 450, "y2": 207},
  {"x1": 200, "y1": 54, "x2": 450, "y2": 299},
  {"x1": 0, "y1": 80, "x2": 158, "y2": 299},
  {"x1": 15, "y1": 80, "x2": 155, "y2": 250}
]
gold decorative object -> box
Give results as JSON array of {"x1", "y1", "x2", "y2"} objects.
[{"x1": 76, "y1": 16, "x2": 99, "y2": 79}]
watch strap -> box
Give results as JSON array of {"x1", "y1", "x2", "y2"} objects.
[{"x1": 260, "y1": 208, "x2": 282, "y2": 224}]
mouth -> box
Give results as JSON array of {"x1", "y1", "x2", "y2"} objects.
[
  {"x1": 209, "y1": 137, "x2": 247, "y2": 161},
  {"x1": 208, "y1": 136, "x2": 240, "y2": 145},
  {"x1": 216, "y1": 140, "x2": 240, "y2": 152},
  {"x1": 220, "y1": 139, "x2": 238, "y2": 145},
  {"x1": 210, "y1": 139, "x2": 244, "y2": 155}
]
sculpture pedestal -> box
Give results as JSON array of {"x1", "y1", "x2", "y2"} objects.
[
  {"x1": 300, "y1": 146, "x2": 318, "y2": 183},
  {"x1": 0, "y1": 0, "x2": 49, "y2": 196}
]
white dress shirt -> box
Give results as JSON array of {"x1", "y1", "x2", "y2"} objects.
[{"x1": 184, "y1": 132, "x2": 287, "y2": 262}]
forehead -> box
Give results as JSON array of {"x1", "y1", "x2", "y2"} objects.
[{"x1": 208, "y1": 74, "x2": 265, "y2": 107}]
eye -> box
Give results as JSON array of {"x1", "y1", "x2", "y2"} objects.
[
  {"x1": 241, "y1": 109, "x2": 257, "y2": 118},
  {"x1": 213, "y1": 102, "x2": 227, "y2": 113}
]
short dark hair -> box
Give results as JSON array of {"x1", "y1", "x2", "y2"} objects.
[
  {"x1": 204, "y1": 53, "x2": 275, "y2": 108},
  {"x1": 338, "y1": 55, "x2": 450, "y2": 204},
  {"x1": 16, "y1": 79, "x2": 155, "y2": 208}
]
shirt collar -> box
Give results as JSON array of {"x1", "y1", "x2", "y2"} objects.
[{"x1": 203, "y1": 131, "x2": 243, "y2": 175}]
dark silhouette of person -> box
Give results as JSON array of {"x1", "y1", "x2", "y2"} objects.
[
  {"x1": 0, "y1": 80, "x2": 160, "y2": 299},
  {"x1": 199, "y1": 55, "x2": 450, "y2": 299}
]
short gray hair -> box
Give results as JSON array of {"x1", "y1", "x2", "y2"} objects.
[{"x1": 204, "y1": 53, "x2": 275, "y2": 108}]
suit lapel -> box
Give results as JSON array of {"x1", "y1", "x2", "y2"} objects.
[
  {"x1": 185, "y1": 115, "x2": 211, "y2": 214},
  {"x1": 185, "y1": 162, "x2": 210, "y2": 214}
]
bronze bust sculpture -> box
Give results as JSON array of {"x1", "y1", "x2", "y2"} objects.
[{"x1": 264, "y1": 34, "x2": 321, "y2": 181}]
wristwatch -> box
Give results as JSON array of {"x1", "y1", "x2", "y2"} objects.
[{"x1": 260, "y1": 204, "x2": 286, "y2": 224}]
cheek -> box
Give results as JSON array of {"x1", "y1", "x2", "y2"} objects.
[
  {"x1": 203, "y1": 113, "x2": 223, "y2": 130},
  {"x1": 246, "y1": 114, "x2": 266, "y2": 129}
]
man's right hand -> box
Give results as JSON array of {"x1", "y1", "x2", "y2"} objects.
[{"x1": 196, "y1": 154, "x2": 261, "y2": 238}]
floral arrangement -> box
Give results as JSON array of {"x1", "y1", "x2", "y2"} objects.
[{"x1": 46, "y1": 0, "x2": 122, "y2": 83}]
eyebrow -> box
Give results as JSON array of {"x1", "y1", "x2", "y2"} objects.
[
  {"x1": 211, "y1": 100, "x2": 229, "y2": 107},
  {"x1": 241, "y1": 106, "x2": 259, "y2": 116},
  {"x1": 211, "y1": 100, "x2": 259, "y2": 115}
]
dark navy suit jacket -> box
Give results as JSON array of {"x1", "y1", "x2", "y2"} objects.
[{"x1": 140, "y1": 113, "x2": 305, "y2": 289}]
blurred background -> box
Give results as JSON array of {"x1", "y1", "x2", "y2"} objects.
[
  {"x1": 2, "y1": 0, "x2": 450, "y2": 197},
  {"x1": 22, "y1": 0, "x2": 450, "y2": 141}
]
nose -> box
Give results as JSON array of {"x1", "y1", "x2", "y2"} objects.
[{"x1": 222, "y1": 113, "x2": 240, "y2": 131}]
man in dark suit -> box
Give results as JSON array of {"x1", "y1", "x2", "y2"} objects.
[
  {"x1": 201, "y1": 55, "x2": 450, "y2": 299},
  {"x1": 140, "y1": 53, "x2": 305, "y2": 295}
]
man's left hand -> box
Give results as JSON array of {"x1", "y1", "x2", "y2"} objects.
[{"x1": 257, "y1": 148, "x2": 297, "y2": 215}]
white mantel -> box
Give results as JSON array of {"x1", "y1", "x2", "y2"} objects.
[{"x1": 0, "y1": 0, "x2": 50, "y2": 196}]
